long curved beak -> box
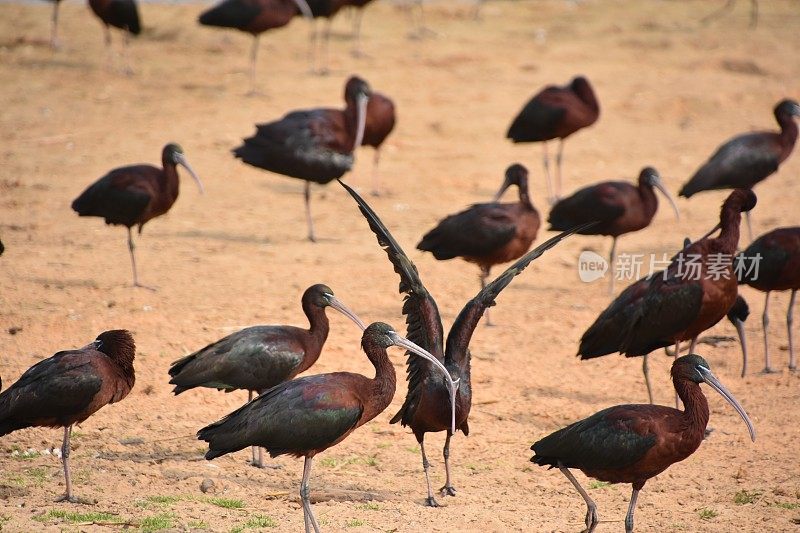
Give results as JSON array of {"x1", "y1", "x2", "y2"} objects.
[
  {"x1": 291, "y1": 0, "x2": 313, "y2": 18},
  {"x1": 492, "y1": 180, "x2": 511, "y2": 202},
  {"x1": 653, "y1": 178, "x2": 680, "y2": 221},
  {"x1": 698, "y1": 365, "x2": 756, "y2": 442},
  {"x1": 388, "y1": 331, "x2": 460, "y2": 434},
  {"x1": 353, "y1": 93, "x2": 369, "y2": 155},
  {"x1": 733, "y1": 319, "x2": 748, "y2": 378},
  {"x1": 698, "y1": 222, "x2": 722, "y2": 241},
  {"x1": 176, "y1": 153, "x2": 205, "y2": 194},
  {"x1": 327, "y1": 295, "x2": 367, "y2": 331}
]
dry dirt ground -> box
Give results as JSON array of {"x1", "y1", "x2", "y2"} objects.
[{"x1": 1, "y1": 0, "x2": 800, "y2": 531}]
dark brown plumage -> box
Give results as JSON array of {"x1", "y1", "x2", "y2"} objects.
[
  {"x1": 417, "y1": 164, "x2": 540, "y2": 325},
  {"x1": 169, "y1": 284, "x2": 365, "y2": 467},
  {"x1": 342, "y1": 180, "x2": 591, "y2": 506},
  {"x1": 531, "y1": 354, "x2": 755, "y2": 533},
  {"x1": 88, "y1": 0, "x2": 141, "y2": 73},
  {"x1": 361, "y1": 91, "x2": 396, "y2": 195},
  {"x1": 507, "y1": 76, "x2": 600, "y2": 202},
  {"x1": 198, "y1": 322, "x2": 455, "y2": 533},
  {"x1": 0, "y1": 330, "x2": 135, "y2": 502},
  {"x1": 233, "y1": 76, "x2": 372, "y2": 242},
  {"x1": 739, "y1": 226, "x2": 800, "y2": 372},
  {"x1": 71, "y1": 143, "x2": 204, "y2": 288}
]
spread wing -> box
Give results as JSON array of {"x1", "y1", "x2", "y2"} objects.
[{"x1": 446, "y1": 222, "x2": 598, "y2": 369}]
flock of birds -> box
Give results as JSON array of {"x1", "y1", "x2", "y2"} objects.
[{"x1": 1, "y1": 1, "x2": 798, "y2": 532}]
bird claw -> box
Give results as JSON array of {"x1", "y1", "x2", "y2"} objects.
[
  {"x1": 439, "y1": 485, "x2": 456, "y2": 497},
  {"x1": 249, "y1": 460, "x2": 282, "y2": 470},
  {"x1": 424, "y1": 496, "x2": 442, "y2": 507},
  {"x1": 133, "y1": 282, "x2": 157, "y2": 292},
  {"x1": 55, "y1": 494, "x2": 93, "y2": 504},
  {"x1": 760, "y1": 367, "x2": 779, "y2": 374}
]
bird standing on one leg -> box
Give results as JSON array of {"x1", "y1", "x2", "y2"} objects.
[
  {"x1": 0, "y1": 330, "x2": 136, "y2": 503},
  {"x1": 71, "y1": 143, "x2": 204, "y2": 289}
]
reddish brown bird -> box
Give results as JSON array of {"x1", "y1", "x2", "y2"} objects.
[
  {"x1": 531, "y1": 354, "x2": 755, "y2": 533},
  {"x1": 417, "y1": 164, "x2": 540, "y2": 325},
  {"x1": 72, "y1": 143, "x2": 204, "y2": 289},
  {"x1": 507, "y1": 76, "x2": 600, "y2": 203},
  {"x1": 739, "y1": 226, "x2": 800, "y2": 372},
  {"x1": 199, "y1": 0, "x2": 312, "y2": 94},
  {"x1": 361, "y1": 91, "x2": 396, "y2": 196},
  {"x1": 234, "y1": 76, "x2": 372, "y2": 242},
  {"x1": 343, "y1": 180, "x2": 590, "y2": 506},
  {"x1": 679, "y1": 99, "x2": 799, "y2": 238},
  {"x1": 88, "y1": 0, "x2": 141, "y2": 73},
  {"x1": 0, "y1": 330, "x2": 135, "y2": 503},
  {"x1": 198, "y1": 322, "x2": 457, "y2": 533},
  {"x1": 548, "y1": 167, "x2": 680, "y2": 294},
  {"x1": 168, "y1": 284, "x2": 365, "y2": 467}
]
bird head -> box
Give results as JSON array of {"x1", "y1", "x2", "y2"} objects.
[
  {"x1": 493, "y1": 163, "x2": 529, "y2": 201},
  {"x1": 305, "y1": 284, "x2": 366, "y2": 331},
  {"x1": 164, "y1": 143, "x2": 204, "y2": 194},
  {"x1": 640, "y1": 166, "x2": 680, "y2": 221},
  {"x1": 775, "y1": 99, "x2": 800, "y2": 120}
]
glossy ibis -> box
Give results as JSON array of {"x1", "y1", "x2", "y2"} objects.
[
  {"x1": 71, "y1": 143, "x2": 204, "y2": 289},
  {"x1": 701, "y1": 0, "x2": 759, "y2": 28},
  {"x1": 233, "y1": 76, "x2": 371, "y2": 242},
  {"x1": 199, "y1": 0, "x2": 312, "y2": 94},
  {"x1": 169, "y1": 284, "x2": 365, "y2": 467},
  {"x1": 548, "y1": 166, "x2": 680, "y2": 294},
  {"x1": 198, "y1": 322, "x2": 458, "y2": 533},
  {"x1": 0, "y1": 330, "x2": 135, "y2": 502},
  {"x1": 361, "y1": 90, "x2": 396, "y2": 196},
  {"x1": 679, "y1": 99, "x2": 799, "y2": 237},
  {"x1": 507, "y1": 76, "x2": 600, "y2": 203},
  {"x1": 347, "y1": 0, "x2": 377, "y2": 57},
  {"x1": 342, "y1": 179, "x2": 591, "y2": 506},
  {"x1": 88, "y1": 0, "x2": 141, "y2": 73},
  {"x1": 531, "y1": 354, "x2": 755, "y2": 533},
  {"x1": 739, "y1": 226, "x2": 800, "y2": 373},
  {"x1": 579, "y1": 190, "x2": 756, "y2": 403},
  {"x1": 417, "y1": 164, "x2": 540, "y2": 325}
]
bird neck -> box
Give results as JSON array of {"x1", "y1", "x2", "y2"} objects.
[
  {"x1": 160, "y1": 158, "x2": 181, "y2": 199},
  {"x1": 361, "y1": 340, "x2": 397, "y2": 419},
  {"x1": 716, "y1": 207, "x2": 743, "y2": 253},
  {"x1": 302, "y1": 301, "x2": 330, "y2": 349},
  {"x1": 639, "y1": 183, "x2": 658, "y2": 219},
  {"x1": 675, "y1": 378, "x2": 710, "y2": 434},
  {"x1": 574, "y1": 82, "x2": 600, "y2": 114},
  {"x1": 777, "y1": 113, "x2": 799, "y2": 158},
  {"x1": 515, "y1": 181, "x2": 534, "y2": 209}
]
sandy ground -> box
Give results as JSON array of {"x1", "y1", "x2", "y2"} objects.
[{"x1": 1, "y1": 0, "x2": 800, "y2": 531}]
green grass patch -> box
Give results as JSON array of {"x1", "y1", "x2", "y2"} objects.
[
  {"x1": 244, "y1": 515, "x2": 276, "y2": 528},
  {"x1": 135, "y1": 495, "x2": 182, "y2": 509},
  {"x1": 188, "y1": 519, "x2": 208, "y2": 529},
  {"x1": 11, "y1": 449, "x2": 41, "y2": 460},
  {"x1": 772, "y1": 502, "x2": 800, "y2": 510},
  {"x1": 359, "y1": 502, "x2": 381, "y2": 511},
  {"x1": 33, "y1": 510, "x2": 121, "y2": 524},
  {"x1": 209, "y1": 497, "x2": 245, "y2": 509},
  {"x1": 589, "y1": 481, "x2": 610, "y2": 489},
  {"x1": 733, "y1": 490, "x2": 761, "y2": 505},
  {"x1": 698, "y1": 508, "x2": 718, "y2": 520},
  {"x1": 25, "y1": 468, "x2": 49, "y2": 487},
  {"x1": 139, "y1": 512, "x2": 176, "y2": 532},
  {"x1": 345, "y1": 519, "x2": 364, "y2": 527},
  {"x1": 3, "y1": 474, "x2": 26, "y2": 487}
]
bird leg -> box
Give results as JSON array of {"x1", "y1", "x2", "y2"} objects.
[
  {"x1": 439, "y1": 432, "x2": 456, "y2": 497},
  {"x1": 558, "y1": 463, "x2": 598, "y2": 533},
  {"x1": 351, "y1": 9, "x2": 365, "y2": 57},
  {"x1": 300, "y1": 456, "x2": 321, "y2": 533},
  {"x1": 121, "y1": 30, "x2": 133, "y2": 77},
  {"x1": 642, "y1": 355, "x2": 654, "y2": 404},
  {"x1": 555, "y1": 138, "x2": 565, "y2": 201},
  {"x1": 624, "y1": 485, "x2": 642, "y2": 533},
  {"x1": 50, "y1": 1, "x2": 61, "y2": 50},
  {"x1": 788, "y1": 289, "x2": 796, "y2": 371},
  {"x1": 319, "y1": 20, "x2": 332, "y2": 76},
  {"x1": 248, "y1": 390, "x2": 261, "y2": 467},
  {"x1": 749, "y1": 0, "x2": 758, "y2": 28},
  {"x1": 762, "y1": 292, "x2": 776, "y2": 373},
  {"x1": 370, "y1": 149, "x2": 382, "y2": 197},
  {"x1": 307, "y1": 21, "x2": 318, "y2": 74},
  {"x1": 127, "y1": 228, "x2": 155, "y2": 290},
  {"x1": 304, "y1": 181, "x2": 316, "y2": 242},
  {"x1": 608, "y1": 237, "x2": 617, "y2": 296},
  {"x1": 688, "y1": 336, "x2": 698, "y2": 354},
  {"x1": 247, "y1": 35, "x2": 261, "y2": 96},
  {"x1": 674, "y1": 340, "x2": 681, "y2": 409},
  {"x1": 700, "y1": 0, "x2": 736, "y2": 25},
  {"x1": 420, "y1": 440, "x2": 440, "y2": 507},
  {"x1": 55, "y1": 425, "x2": 76, "y2": 503},
  {"x1": 480, "y1": 266, "x2": 493, "y2": 326},
  {"x1": 541, "y1": 143, "x2": 555, "y2": 205}
]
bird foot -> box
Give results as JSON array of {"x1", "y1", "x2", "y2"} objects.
[
  {"x1": 245, "y1": 89, "x2": 267, "y2": 98},
  {"x1": 249, "y1": 460, "x2": 282, "y2": 470},
  {"x1": 760, "y1": 367, "x2": 779, "y2": 374},
  {"x1": 133, "y1": 282, "x2": 157, "y2": 292},
  {"x1": 424, "y1": 496, "x2": 442, "y2": 507},
  {"x1": 583, "y1": 507, "x2": 599, "y2": 533},
  {"x1": 439, "y1": 485, "x2": 456, "y2": 497},
  {"x1": 789, "y1": 365, "x2": 797, "y2": 372},
  {"x1": 350, "y1": 49, "x2": 372, "y2": 59},
  {"x1": 55, "y1": 494, "x2": 94, "y2": 504}
]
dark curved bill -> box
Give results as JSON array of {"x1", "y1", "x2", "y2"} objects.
[
  {"x1": 699, "y1": 365, "x2": 756, "y2": 442},
  {"x1": 328, "y1": 295, "x2": 367, "y2": 331}
]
